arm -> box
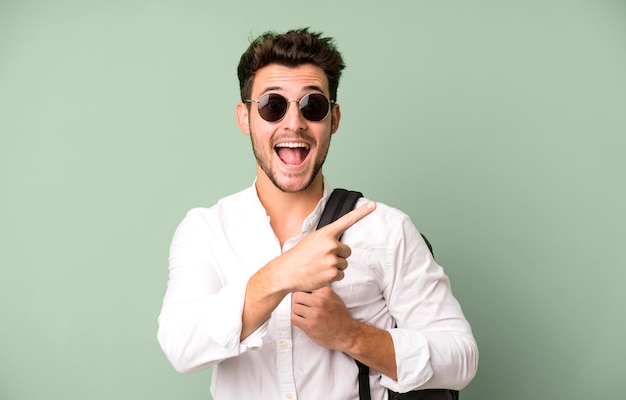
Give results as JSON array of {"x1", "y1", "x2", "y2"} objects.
[
  {"x1": 157, "y1": 209, "x2": 252, "y2": 373},
  {"x1": 382, "y1": 216, "x2": 479, "y2": 392}
]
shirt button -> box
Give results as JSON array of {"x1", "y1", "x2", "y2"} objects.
[
  {"x1": 286, "y1": 393, "x2": 293, "y2": 400},
  {"x1": 280, "y1": 341, "x2": 289, "y2": 350}
]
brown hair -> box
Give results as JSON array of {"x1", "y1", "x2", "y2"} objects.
[{"x1": 237, "y1": 28, "x2": 345, "y2": 102}]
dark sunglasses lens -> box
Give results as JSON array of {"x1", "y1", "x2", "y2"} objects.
[
  {"x1": 257, "y1": 94, "x2": 288, "y2": 122},
  {"x1": 300, "y1": 94, "x2": 330, "y2": 121}
]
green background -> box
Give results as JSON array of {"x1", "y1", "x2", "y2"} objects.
[{"x1": 1, "y1": 1, "x2": 624, "y2": 399}]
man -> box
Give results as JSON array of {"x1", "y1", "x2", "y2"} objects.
[{"x1": 158, "y1": 28, "x2": 478, "y2": 399}]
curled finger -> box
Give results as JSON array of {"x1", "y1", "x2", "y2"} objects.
[
  {"x1": 335, "y1": 269, "x2": 345, "y2": 281},
  {"x1": 336, "y1": 243, "x2": 352, "y2": 259},
  {"x1": 336, "y1": 257, "x2": 348, "y2": 271}
]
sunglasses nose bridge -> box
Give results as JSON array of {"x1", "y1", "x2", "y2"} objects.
[{"x1": 280, "y1": 98, "x2": 308, "y2": 126}]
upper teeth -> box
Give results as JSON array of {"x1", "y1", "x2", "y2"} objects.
[{"x1": 276, "y1": 142, "x2": 309, "y2": 148}]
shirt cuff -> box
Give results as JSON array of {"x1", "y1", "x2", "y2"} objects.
[
  {"x1": 239, "y1": 320, "x2": 268, "y2": 352},
  {"x1": 381, "y1": 328, "x2": 434, "y2": 393}
]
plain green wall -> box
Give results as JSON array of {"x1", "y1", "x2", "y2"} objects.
[{"x1": 1, "y1": 1, "x2": 624, "y2": 399}]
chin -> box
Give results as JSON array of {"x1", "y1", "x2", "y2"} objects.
[
  {"x1": 272, "y1": 175, "x2": 317, "y2": 193},
  {"x1": 276, "y1": 181, "x2": 312, "y2": 193}
]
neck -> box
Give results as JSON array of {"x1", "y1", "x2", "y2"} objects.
[{"x1": 255, "y1": 172, "x2": 324, "y2": 246}]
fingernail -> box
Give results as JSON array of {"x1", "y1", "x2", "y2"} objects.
[{"x1": 366, "y1": 201, "x2": 376, "y2": 210}]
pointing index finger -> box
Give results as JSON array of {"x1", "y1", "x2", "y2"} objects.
[{"x1": 324, "y1": 201, "x2": 377, "y2": 239}]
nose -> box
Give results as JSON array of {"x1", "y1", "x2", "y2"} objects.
[{"x1": 281, "y1": 100, "x2": 307, "y2": 131}]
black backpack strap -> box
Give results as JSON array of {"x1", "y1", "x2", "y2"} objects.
[
  {"x1": 421, "y1": 232, "x2": 434, "y2": 258},
  {"x1": 357, "y1": 360, "x2": 372, "y2": 400},
  {"x1": 316, "y1": 189, "x2": 363, "y2": 235}
]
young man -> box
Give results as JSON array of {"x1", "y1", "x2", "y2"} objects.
[{"x1": 158, "y1": 28, "x2": 478, "y2": 399}]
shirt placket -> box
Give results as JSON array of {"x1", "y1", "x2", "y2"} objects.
[
  {"x1": 274, "y1": 215, "x2": 317, "y2": 400},
  {"x1": 276, "y1": 294, "x2": 297, "y2": 400}
]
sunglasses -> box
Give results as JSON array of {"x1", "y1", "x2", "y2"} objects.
[{"x1": 245, "y1": 93, "x2": 334, "y2": 122}]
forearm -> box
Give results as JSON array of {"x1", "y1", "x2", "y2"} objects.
[
  {"x1": 343, "y1": 321, "x2": 398, "y2": 381},
  {"x1": 241, "y1": 263, "x2": 290, "y2": 340}
]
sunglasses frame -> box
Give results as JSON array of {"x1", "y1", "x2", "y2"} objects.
[{"x1": 244, "y1": 93, "x2": 335, "y2": 122}]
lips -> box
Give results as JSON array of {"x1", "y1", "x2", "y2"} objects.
[{"x1": 275, "y1": 142, "x2": 311, "y2": 166}]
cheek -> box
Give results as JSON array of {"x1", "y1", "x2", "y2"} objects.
[{"x1": 249, "y1": 126, "x2": 275, "y2": 152}]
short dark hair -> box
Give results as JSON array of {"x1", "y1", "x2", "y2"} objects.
[{"x1": 237, "y1": 28, "x2": 345, "y2": 102}]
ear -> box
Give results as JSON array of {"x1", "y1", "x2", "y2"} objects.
[
  {"x1": 330, "y1": 103, "x2": 341, "y2": 134},
  {"x1": 236, "y1": 102, "x2": 250, "y2": 135}
]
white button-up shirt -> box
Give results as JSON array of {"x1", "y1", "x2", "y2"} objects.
[{"x1": 157, "y1": 183, "x2": 478, "y2": 400}]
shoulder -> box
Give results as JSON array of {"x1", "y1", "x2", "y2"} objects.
[
  {"x1": 342, "y1": 197, "x2": 419, "y2": 247},
  {"x1": 175, "y1": 186, "x2": 258, "y2": 234},
  {"x1": 358, "y1": 197, "x2": 413, "y2": 230},
  {"x1": 183, "y1": 186, "x2": 256, "y2": 219}
]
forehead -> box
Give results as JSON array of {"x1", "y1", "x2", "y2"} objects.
[{"x1": 251, "y1": 64, "x2": 330, "y2": 97}]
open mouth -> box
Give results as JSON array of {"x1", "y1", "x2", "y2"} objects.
[{"x1": 275, "y1": 142, "x2": 311, "y2": 166}]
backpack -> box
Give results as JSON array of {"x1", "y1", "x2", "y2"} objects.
[{"x1": 317, "y1": 189, "x2": 459, "y2": 400}]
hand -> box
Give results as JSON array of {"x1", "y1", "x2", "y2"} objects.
[
  {"x1": 291, "y1": 286, "x2": 357, "y2": 351},
  {"x1": 292, "y1": 286, "x2": 399, "y2": 380},
  {"x1": 270, "y1": 201, "x2": 376, "y2": 293}
]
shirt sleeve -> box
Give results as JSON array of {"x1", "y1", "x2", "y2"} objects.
[
  {"x1": 157, "y1": 208, "x2": 268, "y2": 373},
  {"x1": 380, "y1": 214, "x2": 479, "y2": 392}
]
